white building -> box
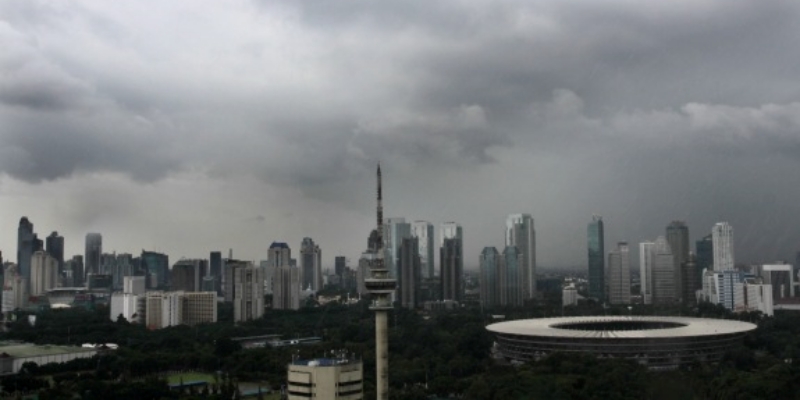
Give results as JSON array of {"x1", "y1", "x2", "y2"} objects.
[
  {"x1": 607, "y1": 242, "x2": 631, "y2": 305},
  {"x1": 505, "y1": 214, "x2": 536, "y2": 300},
  {"x1": 110, "y1": 293, "x2": 142, "y2": 323},
  {"x1": 287, "y1": 357, "x2": 363, "y2": 400},
  {"x1": 712, "y1": 222, "x2": 734, "y2": 271},
  {"x1": 412, "y1": 221, "x2": 435, "y2": 279},
  {"x1": 123, "y1": 276, "x2": 146, "y2": 295},
  {"x1": 30, "y1": 251, "x2": 59, "y2": 297},
  {"x1": 144, "y1": 291, "x2": 216, "y2": 329},
  {"x1": 233, "y1": 265, "x2": 265, "y2": 322},
  {"x1": 2, "y1": 264, "x2": 26, "y2": 313},
  {"x1": 639, "y1": 241, "x2": 655, "y2": 305},
  {"x1": 736, "y1": 279, "x2": 774, "y2": 316},
  {"x1": 702, "y1": 270, "x2": 743, "y2": 311},
  {"x1": 562, "y1": 285, "x2": 578, "y2": 307}
]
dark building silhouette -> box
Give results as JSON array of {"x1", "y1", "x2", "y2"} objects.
[
  {"x1": 587, "y1": 216, "x2": 605, "y2": 301},
  {"x1": 210, "y1": 251, "x2": 222, "y2": 294},
  {"x1": 141, "y1": 250, "x2": 169, "y2": 288},
  {"x1": 84, "y1": 233, "x2": 102, "y2": 279},
  {"x1": 666, "y1": 221, "x2": 690, "y2": 303},
  {"x1": 335, "y1": 256, "x2": 346, "y2": 278},
  {"x1": 17, "y1": 217, "x2": 36, "y2": 285},
  {"x1": 398, "y1": 237, "x2": 421, "y2": 308},
  {"x1": 46, "y1": 232, "x2": 65, "y2": 275},
  {"x1": 440, "y1": 238, "x2": 463, "y2": 302},
  {"x1": 696, "y1": 234, "x2": 713, "y2": 283}
]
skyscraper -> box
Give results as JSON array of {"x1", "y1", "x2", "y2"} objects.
[
  {"x1": 666, "y1": 221, "x2": 690, "y2": 303},
  {"x1": 587, "y1": 216, "x2": 605, "y2": 302},
  {"x1": 300, "y1": 237, "x2": 322, "y2": 291},
  {"x1": 267, "y1": 242, "x2": 291, "y2": 268},
  {"x1": 141, "y1": 250, "x2": 169, "y2": 289},
  {"x1": 502, "y1": 246, "x2": 524, "y2": 306},
  {"x1": 712, "y1": 222, "x2": 734, "y2": 271},
  {"x1": 385, "y1": 218, "x2": 411, "y2": 280},
  {"x1": 45, "y1": 232, "x2": 65, "y2": 275},
  {"x1": 30, "y1": 251, "x2": 58, "y2": 297},
  {"x1": 639, "y1": 241, "x2": 655, "y2": 304},
  {"x1": 480, "y1": 247, "x2": 501, "y2": 309},
  {"x1": 607, "y1": 242, "x2": 631, "y2": 305},
  {"x1": 334, "y1": 256, "x2": 346, "y2": 278},
  {"x1": 171, "y1": 259, "x2": 205, "y2": 292},
  {"x1": 210, "y1": 251, "x2": 222, "y2": 294},
  {"x1": 233, "y1": 263, "x2": 265, "y2": 322},
  {"x1": 696, "y1": 234, "x2": 713, "y2": 279},
  {"x1": 506, "y1": 214, "x2": 536, "y2": 300},
  {"x1": 440, "y1": 237, "x2": 463, "y2": 302},
  {"x1": 85, "y1": 233, "x2": 102, "y2": 279},
  {"x1": 273, "y1": 265, "x2": 301, "y2": 310},
  {"x1": 397, "y1": 237, "x2": 421, "y2": 309},
  {"x1": 17, "y1": 217, "x2": 36, "y2": 286},
  {"x1": 412, "y1": 221, "x2": 435, "y2": 279},
  {"x1": 652, "y1": 236, "x2": 677, "y2": 304}
]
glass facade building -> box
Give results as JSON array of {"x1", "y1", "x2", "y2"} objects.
[{"x1": 587, "y1": 216, "x2": 605, "y2": 301}]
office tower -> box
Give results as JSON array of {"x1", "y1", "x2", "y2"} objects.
[
  {"x1": 666, "y1": 221, "x2": 690, "y2": 303},
  {"x1": 480, "y1": 247, "x2": 501, "y2": 309},
  {"x1": 412, "y1": 221, "x2": 435, "y2": 279},
  {"x1": 440, "y1": 222, "x2": 463, "y2": 245},
  {"x1": 224, "y1": 260, "x2": 248, "y2": 302},
  {"x1": 124, "y1": 276, "x2": 146, "y2": 295},
  {"x1": 705, "y1": 270, "x2": 742, "y2": 310},
  {"x1": 712, "y1": 222, "x2": 734, "y2": 271},
  {"x1": 30, "y1": 251, "x2": 58, "y2": 297},
  {"x1": 66, "y1": 255, "x2": 84, "y2": 287},
  {"x1": 110, "y1": 292, "x2": 144, "y2": 323},
  {"x1": 17, "y1": 217, "x2": 36, "y2": 286},
  {"x1": 45, "y1": 232, "x2": 65, "y2": 275},
  {"x1": 2, "y1": 264, "x2": 27, "y2": 312},
  {"x1": 587, "y1": 216, "x2": 605, "y2": 301},
  {"x1": 300, "y1": 237, "x2": 322, "y2": 291},
  {"x1": 335, "y1": 256, "x2": 346, "y2": 278},
  {"x1": 111, "y1": 253, "x2": 134, "y2": 291},
  {"x1": 267, "y1": 242, "x2": 291, "y2": 268},
  {"x1": 233, "y1": 264, "x2": 265, "y2": 322},
  {"x1": 274, "y1": 265, "x2": 301, "y2": 310},
  {"x1": 502, "y1": 246, "x2": 523, "y2": 306},
  {"x1": 696, "y1": 234, "x2": 713, "y2": 281},
  {"x1": 639, "y1": 241, "x2": 655, "y2": 304},
  {"x1": 682, "y1": 254, "x2": 700, "y2": 304},
  {"x1": 84, "y1": 233, "x2": 102, "y2": 279},
  {"x1": 651, "y1": 236, "x2": 676, "y2": 304},
  {"x1": 364, "y1": 163, "x2": 396, "y2": 400},
  {"x1": 287, "y1": 357, "x2": 364, "y2": 400},
  {"x1": 385, "y1": 218, "x2": 412, "y2": 280},
  {"x1": 440, "y1": 237, "x2": 463, "y2": 302},
  {"x1": 507, "y1": 214, "x2": 536, "y2": 300},
  {"x1": 397, "y1": 237, "x2": 421, "y2": 309},
  {"x1": 171, "y1": 259, "x2": 205, "y2": 292},
  {"x1": 141, "y1": 250, "x2": 169, "y2": 289},
  {"x1": 607, "y1": 242, "x2": 631, "y2": 305},
  {"x1": 210, "y1": 251, "x2": 222, "y2": 294}
]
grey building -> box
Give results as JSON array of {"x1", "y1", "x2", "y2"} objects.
[
  {"x1": 587, "y1": 216, "x2": 605, "y2": 302},
  {"x1": 507, "y1": 214, "x2": 536, "y2": 300},
  {"x1": 480, "y1": 247, "x2": 501, "y2": 309},
  {"x1": 300, "y1": 237, "x2": 322, "y2": 291},
  {"x1": 45, "y1": 232, "x2": 65, "y2": 276},
  {"x1": 607, "y1": 242, "x2": 631, "y2": 305},
  {"x1": 412, "y1": 221, "x2": 435, "y2": 279},
  {"x1": 666, "y1": 221, "x2": 690, "y2": 303},
  {"x1": 84, "y1": 233, "x2": 102, "y2": 279},
  {"x1": 385, "y1": 218, "x2": 412, "y2": 280},
  {"x1": 652, "y1": 236, "x2": 677, "y2": 304},
  {"x1": 398, "y1": 237, "x2": 421, "y2": 309},
  {"x1": 17, "y1": 217, "x2": 37, "y2": 286},
  {"x1": 440, "y1": 237, "x2": 463, "y2": 302},
  {"x1": 233, "y1": 263, "x2": 265, "y2": 322}
]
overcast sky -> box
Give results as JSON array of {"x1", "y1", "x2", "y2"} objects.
[{"x1": 2, "y1": 0, "x2": 800, "y2": 270}]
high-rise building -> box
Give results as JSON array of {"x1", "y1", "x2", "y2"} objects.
[
  {"x1": 300, "y1": 237, "x2": 322, "y2": 291},
  {"x1": 587, "y1": 216, "x2": 605, "y2": 302},
  {"x1": 666, "y1": 221, "x2": 690, "y2": 303},
  {"x1": 651, "y1": 236, "x2": 677, "y2": 304},
  {"x1": 759, "y1": 264, "x2": 795, "y2": 301},
  {"x1": 2, "y1": 264, "x2": 26, "y2": 313},
  {"x1": 141, "y1": 250, "x2": 169, "y2": 289},
  {"x1": 233, "y1": 264, "x2": 265, "y2": 322},
  {"x1": 210, "y1": 251, "x2": 222, "y2": 294},
  {"x1": 502, "y1": 246, "x2": 524, "y2": 306},
  {"x1": 412, "y1": 221, "x2": 435, "y2": 279},
  {"x1": 712, "y1": 222, "x2": 734, "y2": 271},
  {"x1": 124, "y1": 276, "x2": 146, "y2": 295},
  {"x1": 480, "y1": 247, "x2": 501, "y2": 309},
  {"x1": 335, "y1": 256, "x2": 346, "y2": 278},
  {"x1": 274, "y1": 265, "x2": 301, "y2": 310},
  {"x1": 682, "y1": 254, "x2": 700, "y2": 304},
  {"x1": 397, "y1": 237, "x2": 421, "y2": 309},
  {"x1": 66, "y1": 255, "x2": 84, "y2": 288},
  {"x1": 30, "y1": 251, "x2": 58, "y2": 297},
  {"x1": 224, "y1": 260, "x2": 248, "y2": 302},
  {"x1": 171, "y1": 259, "x2": 205, "y2": 292},
  {"x1": 607, "y1": 242, "x2": 631, "y2": 305},
  {"x1": 45, "y1": 232, "x2": 64, "y2": 275},
  {"x1": 385, "y1": 218, "x2": 412, "y2": 280},
  {"x1": 267, "y1": 242, "x2": 291, "y2": 268},
  {"x1": 110, "y1": 253, "x2": 134, "y2": 291},
  {"x1": 440, "y1": 237, "x2": 463, "y2": 302},
  {"x1": 506, "y1": 214, "x2": 536, "y2": 300},
  {"x1": 17, "y1": 217, "x2": 36, "y2": 287},
  {"x1": 84, "y1": 233, "x2": 102, "y2": 279},
  {"x1": 696, "y1": 234, "x2": 713, "y2": 283},
  {"x1": 639, "y1": 241, "x2": 655, "y2": 304}
]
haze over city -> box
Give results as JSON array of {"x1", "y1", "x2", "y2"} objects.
[{"x1": 2, "y1": 0, "x2": 800, "y2": 267}]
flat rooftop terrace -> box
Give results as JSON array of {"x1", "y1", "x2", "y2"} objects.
[{"x1": 0, "y1": 343, "x2": 97, "y2": 358}]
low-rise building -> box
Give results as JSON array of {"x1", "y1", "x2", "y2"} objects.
[{"x1": 287, "y1": 356, "x2": 363, "y2": 400}]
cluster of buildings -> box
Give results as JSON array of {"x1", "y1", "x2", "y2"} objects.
[
  {"x1": 574, "y1": 218, "x2": 795, "y2": 316},
  {"x1": 478, "y1": 214, "x2": 537, "y2": 309}
]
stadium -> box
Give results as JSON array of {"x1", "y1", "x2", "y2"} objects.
[{"x1": 487, "y1": 316, "x2": 757, "y2": 370}]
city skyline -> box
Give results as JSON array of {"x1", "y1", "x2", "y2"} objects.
[{"x1": 2, "y1": 1, "x2": 800, "y2": 268}]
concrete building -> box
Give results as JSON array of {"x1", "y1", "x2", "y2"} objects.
[
  {"x1": 84, "y1": 233, "x2": 102, "y2": 279},
  {"x1": 703, "y1": 270, "x2": 743, "y2": 310},
  {"x1": 274, "y1": 265, "x2": 301, "y2": 310},
  {"x1": 45, "y1": 232, "x2": 65, "y2": 275},
  {"x1": 141, "y1": 250, "x2": 169, "y2": 289},
  {"x1": 562, "y1": 284, "x2": 578, "y2": 307},
  {"x1": 737, "y1": 278, "x2": 774, "y2": 316},
  {"x1": 502, "y1": 246, "x2": 523, "y2": 307},
  {"x1": 440, "y1": 237, "x2": 463, "y2": 302},
  {"x1": 287, "y1": 357, "x2": 363, "y2": 400},
  {"x1": 506, "y1": 214, "x2": 536, "y2": 300},
  {"x1": 124, "y1": 276, "x2": 146, "y2": 295},
  {"x1": 17, "y1": 217, "x2": 38, "y2": 288},
  {"x1": 2, "y1": 264, "x2": 26, "y2": 313},
  {"x1": 209, "y1": 251, "x2": 222, "y2": 294},
  {"x1": 652, "y1": 237, "x2": 677, "y2": 304},
  {"x1": 224, "y1": 260, "x2": 248, "y2": 302},
  {"x1": 300, "y1": 237, "x2": 322, "y2": 291},
  {"x1": 30, "y1": 251, "x2": 59, "y2": 297},
  {"x1": 587, "y1": 216, "x2": 605, "y2": 302},
  {"x1": 0, "y1": 343, "x2": 99, "y2": 376},
  {"x1": 145, "y1": 291, "x2": 216, "y2": 329},
  {"x1": 110, "y1": 292, "x2": 143, "y2": 323},
  {"x1": 171, "y1": 259, "x2": 206, "y2": 292},
  {"x1": 234, "y1": 264, "x2": 265, "y2": 322},
  {"x1": 712, "y1": 222, "x2": 734, "y2": 271},
  {"x1": 639, "y1": 241, "x2": 655, "y2": 305},
  {"x1": 181, "y1": 292, "x2": 217, "y2": 326},
  {"x1": 412, "y1": 221, "x2": 435, "y2": 279},
  {"x1": 759, "y1": 264, "x2": 795, "y2": 301},
  {"x1": 607, "y1": 242, "x2": 631, "y2": 305}
]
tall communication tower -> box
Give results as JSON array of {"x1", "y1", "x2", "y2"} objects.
[{"x1": 364, "y1": 163, "x2": 396, "y2": 400}]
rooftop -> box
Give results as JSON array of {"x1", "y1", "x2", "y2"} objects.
[
  {"x1": 0, "y1": 343, "x2": 97, "y2": 358},
  {"x1": 291, "y1": 358, "x2": 360, "y2": 367}
]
